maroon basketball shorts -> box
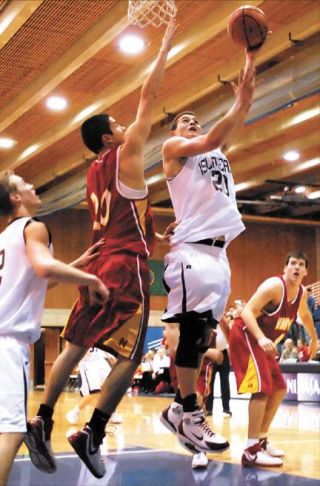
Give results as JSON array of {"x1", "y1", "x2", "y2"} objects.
[
  {"x1": 63, "y1": 253, "x2": 150, "y2": 363},
  {"x1": 229, "y1": 324, "x2": 286, "y2": 396}
]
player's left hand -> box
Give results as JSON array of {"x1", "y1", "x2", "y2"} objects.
[{"x1": 72, "y1": 238, "x2": 105, "y2": 268}]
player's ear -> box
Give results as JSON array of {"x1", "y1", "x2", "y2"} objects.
[
  {"x1": 102, "y1": 133, "x2": 113, "y2": 145},
  {"x1": 9, "y1": 191, "x2": 21, "y2": 206}
]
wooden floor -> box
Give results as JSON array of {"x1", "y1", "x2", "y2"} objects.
[{"x1": 16, "y1": 389, "x2": 320, "y2": 483}]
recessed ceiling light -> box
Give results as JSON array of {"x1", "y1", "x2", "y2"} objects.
[
  {"x1": 118, "y1": 35, "x2": 145, "y2": 55},
  {"x1": 0, "y1": 137, "x2": 15, "y2": 148},
  {"x1": 294, "y1": 185, "x2": 306, "y2": 194},
  {"x1": 283, "y1": 150, "x2": 300, "y2": 161},
  {"x1": 46, "y1": 96, "x2": 68, "y2": 111}
]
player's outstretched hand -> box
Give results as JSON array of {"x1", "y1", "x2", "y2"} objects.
[
  {"x1": 72, "y1": 238, "x2": 105, "y2": 268},
  {"x1": 231, "y1": 51, "x2": 256, "y2": 110},
  {"x1": 161, "y1": 17, "x2": 177, "y2": 51}
]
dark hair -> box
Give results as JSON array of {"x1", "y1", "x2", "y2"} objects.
[
  {"x1": 80, "y1": 114, "x2": 112, "y2": 154},
  {"x1": 170, "y1": 111, "x2": 197, "y2": 131},
  {"x1": 0, "y1": 171, "x2": 16, "y2": 216},
  {"x1": 285, "y1": 250, "x2": 309, "y2": 269}
]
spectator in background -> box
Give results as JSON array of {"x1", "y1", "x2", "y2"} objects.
[
  {"x1": 306, "y1": 287, "x2": 320, "y2": 338},
  {"x1": 138, "y1": 349, "x2": 156, "y2": 393},
  {"x1": 280, "y1": 338, "x2": 298, "y2": 362},
  {"x1": 152, "y1": 347, "x2": 171, "y2": 393},
  {"x1": 297, "y1": 338, "x2": 310, "y2": 362}
]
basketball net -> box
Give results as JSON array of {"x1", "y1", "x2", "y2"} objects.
[{"x1": 128, "y1": 0, "x2": 177, "y2": 28}]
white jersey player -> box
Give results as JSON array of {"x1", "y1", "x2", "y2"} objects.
[
  {"x1": 0, "y1": 171, "x2": 109, "y2": 485},
  {"x1": 160, "y1": 51, "x2": 256, "y2": 456},
  {"x1": 66, "y1": 348, "x2": 122, "y2": 426}
]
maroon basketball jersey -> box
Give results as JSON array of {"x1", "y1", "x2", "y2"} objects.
[
  {"x1": 86, "y1": 147, "x2": 155, "y2": 257},
  {"x1": 257, "y1": 275, "x2": 303, "y2": 342}
]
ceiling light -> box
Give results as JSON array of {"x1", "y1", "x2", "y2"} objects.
[
  {"x1": 283, "y1": 150, "x2": 300, "y2": 161},
  {"x1": 20, "y1": 144, "x2": 39, "y2": 159},
  {"x1": 294, "y1": 185, "x2": 306, "y2": 194},
  {"x1": 307, "y1": 190, "x2": 320, "y2": 200},
  {"x1": 118, "y1": 35, "x2": 145, "y2": 55},
  {"x1": 46, "y1": 96, "x2": 68, "y2": 111},
  {"x1": 0, "y1": 137, "x2": 15, "y2": 148}
]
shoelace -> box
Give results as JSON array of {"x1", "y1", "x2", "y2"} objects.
[{"x1": 198, "y1": 419, "x2": 216, "y2": 438}]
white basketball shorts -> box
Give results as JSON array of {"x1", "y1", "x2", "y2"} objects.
[
  {"x1": 79, "y1": 358, "x2": 112, "y2": 397},
  {"x1": 162, "y1": 243, "x2": 231, "y2": 323},
  {"x1": 0, "y1": 336, "x2": 30, "y2": 433}
]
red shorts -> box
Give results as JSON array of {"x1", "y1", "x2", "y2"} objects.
[
  {"x1": 63, "y1": 252, "x2": 150, "y2": 363},
  {"x1": 229, "y1": 322, "x2": 286, "y2": 397}
]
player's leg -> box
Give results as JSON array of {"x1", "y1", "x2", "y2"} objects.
[
  {"x1": 0, "y1": 433, "x2": 24, "y2": 486},
  {"x1": 175, "y1": 312, "x2": 229, "y2": 454},
  {"x1": 259, "y1": 375, "x2": 287, "y2": 458},
  {"x1": 25, "y1": 342, "x2": 87, "y2": 472}
]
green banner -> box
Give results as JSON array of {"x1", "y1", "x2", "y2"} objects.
[{"x1": 149, "y1": 260, "x2": 167, "y2": 295}]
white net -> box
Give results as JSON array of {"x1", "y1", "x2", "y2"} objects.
[{"x1": 128, "y1": 0, "x2": 177, "y2": 28}]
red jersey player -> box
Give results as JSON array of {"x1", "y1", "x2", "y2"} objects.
[
  {"x1": 25, "y1": 19, "x2": 177, "y2": 479},
  {"x1": 229, "y1": 250, "x2": 317, "y2": 468}
]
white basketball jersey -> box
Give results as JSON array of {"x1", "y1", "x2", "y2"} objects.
[
  {"x1": 166, "y1": 148, "x2": 245, "y2": 245},
  {"x1": 0, "y1": 217, "x2": 51, "y2": 344}
]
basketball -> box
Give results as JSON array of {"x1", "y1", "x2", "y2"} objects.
[{"x1": 228, "y1": 5, "x2": 268, "y2": 51}]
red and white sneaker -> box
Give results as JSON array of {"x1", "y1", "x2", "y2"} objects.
[
  {"x1": 24, "y1": 416, "x2": 56, "y2": 473},
  {"x1": 177, "y1": 409, "x2": 229, "y2": 454},
  {"x1": 68, "y1": 424, "x2": 106, "y2": 478},
  {"x1": 241, "y1": 442, "x2": 283, "y2": 467},
  {"x1": 160, "y1": 402, "x2": 183, "y2": 435},
  {"x1": 259, "y1": 438, "x2": 285, "y2": 457}
]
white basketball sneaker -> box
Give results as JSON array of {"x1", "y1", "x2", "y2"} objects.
[
  {"x1": 160, "y1": 402, "x2": 183, "y2": 435},
  {"x1": 177, "y1": 409, "x2": 229, "y2": 454},
  {"x1": 110, "y1": 413, "x2": 122, "y2": 424},
  {"x1": 242, "y1": 442, "x2": 283, "y2": 467},
  {"x1": 192, "y1": 452, "x2": 209, "y2": 469},
  {"x1": 260, "y1": 438, "x2": 285, "y2": 457},
  {"x1": 66, "y1": 407, "x2": 80, "y2": 425}
]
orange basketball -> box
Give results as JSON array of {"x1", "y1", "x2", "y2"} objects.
[{"x1": 228, "y1": 5, "x2": 268, "y2": 51}]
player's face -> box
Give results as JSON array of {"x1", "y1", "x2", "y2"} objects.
[
  {"x1": 107, "y1": 117, "x2": 126, "y2": 145},
  {"x1": 283, "y1": 257, "x2": 308, "y2": 285},
  {"x1": 172, "y1": 114, "x2": 201, "y2": 138},
  {"x1": 10, "y1": 174, "x2": 41, "y2": 211}
]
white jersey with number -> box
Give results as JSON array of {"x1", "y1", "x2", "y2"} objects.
[
  {"x1": 166, "y1": 148, "x2": 245, "y2": 246},
  {"x1": 0, "y1": 217, "x2": 51, "y2": 344}
]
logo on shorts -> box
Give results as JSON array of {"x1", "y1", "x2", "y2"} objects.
[
  {"x1": 186, "y1": 265, "x2": 192, "y2": 269},
  {"x1": 119, "y1": 337, "x2": 128, "y2": 348}
]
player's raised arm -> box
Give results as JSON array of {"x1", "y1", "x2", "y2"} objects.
[
  {"x1": 119, "y1": 18, "x2": 176, "y2": 187},
  {"x1": 164, "y1": 50, "x2": 256, "y2": 162}
]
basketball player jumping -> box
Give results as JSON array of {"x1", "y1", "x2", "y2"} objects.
[
  {"x1": 0, "y1": 172, "x2": 109, "y2": 486},
  {"x1": 160, "y1": 50, "x2": 256, "y2": 455},
  {"x1": 25, "y1": 18, "x2": 176, "y2": 479},
  {"x1": 229, "y1": 250, "x2": 317, "y2": 467}
]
